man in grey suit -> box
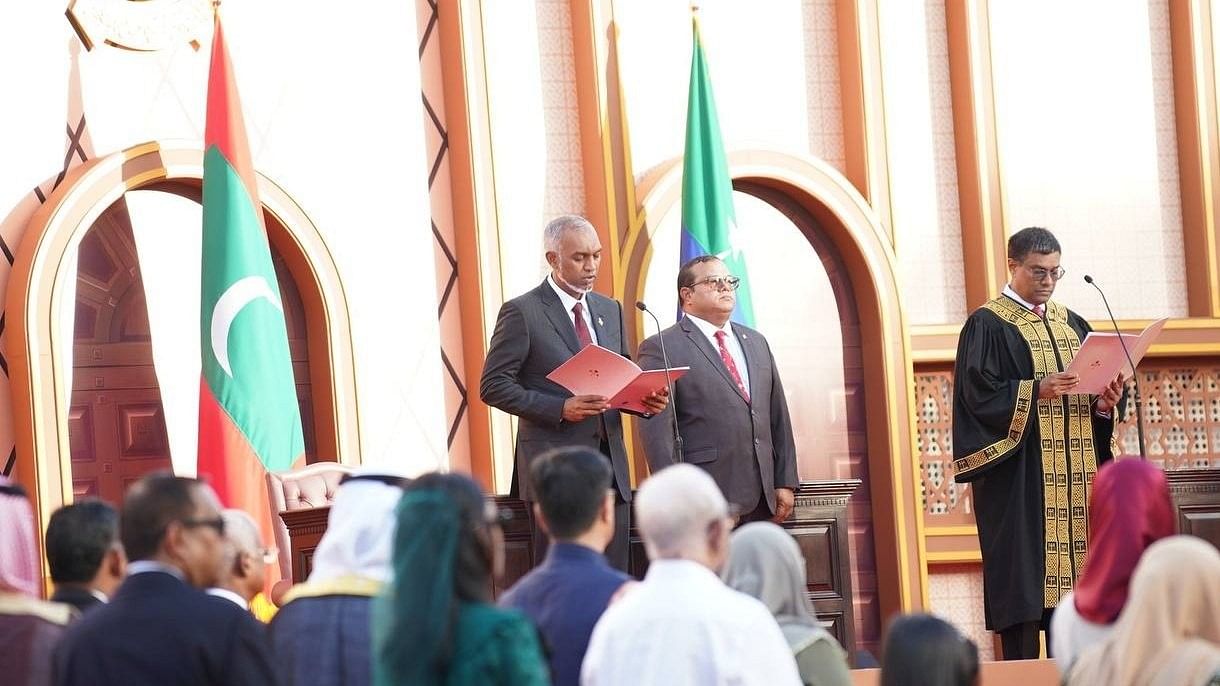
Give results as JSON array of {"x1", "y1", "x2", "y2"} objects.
[
  {"x1": 480, "y1": 215, "x2": 668, "y2": 571},
  {"x1": 638, "y1": 255, "x2": 798, "y2": 523}
]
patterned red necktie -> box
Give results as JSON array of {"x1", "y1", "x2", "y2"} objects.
[
  {"x1": 572, "y1": 302, "x2": 593, "y2": 348},
  {"x1": 1032, "y1": 303, "x2": 1045, "y2": 319},
  {"x1": 714, "y1": 330, "x2": 750, "y2": 401}
]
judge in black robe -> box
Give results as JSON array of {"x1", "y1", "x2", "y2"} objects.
[{"x1": 951, "y1": 227, "x2": 1124, "y2": 660}]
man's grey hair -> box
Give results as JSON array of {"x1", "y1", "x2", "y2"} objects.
[
  {"x1": 543, "y1": 214, "x2": 596, "y2": 254},
  {"x1": 220, "y1": 508, "x2": 261, "y2": 555},
  {"x1": 635, "y1": 464, "x2": 729, "y2": 560}
]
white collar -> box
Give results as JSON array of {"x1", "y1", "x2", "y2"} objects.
[
  {"x1": 1002, "y1": 284, "x2": 1041, "y2": 312},
  {"x1": 126, "y1": 560, "x2": 186, "y2": 581},
  {"x1": 547, "y1": 274, "x2": 589, "y2": 314},
  {"x1": 684, "y1": 313, "x2": 733, "y2": 339},
  {"x1": 89, "y1": 589, "x2": 109, "y2": 603},
  {"x1": 206, "y1": 587, "x2": 249, "y2": 610}
]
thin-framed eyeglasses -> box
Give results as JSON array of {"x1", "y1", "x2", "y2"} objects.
[
  {"x1": 180, "y1": 516, "x2": 226, "y2": 536},
  {"x1": 690, "y1": 275, "x2": 742, "y2": 291},
  {"x1": 1024, "y1": 265, "x2": 1066, "y2": 282},
  {"x1": 255, "y1": 546, "x2": 279, "y2": 564}
]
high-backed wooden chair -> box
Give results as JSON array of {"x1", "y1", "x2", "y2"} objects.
[{"x1": 264, "y1": 462, "x2": 352, "y2": 591}]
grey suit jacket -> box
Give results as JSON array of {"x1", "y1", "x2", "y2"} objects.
[
  {"x1": 637, "y1": 316, "x2": 798, "y2": 513},
  {"x1": 479, "y1": 279, "x2": 633, "y2": 501}
]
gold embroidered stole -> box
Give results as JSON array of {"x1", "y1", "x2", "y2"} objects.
[{"x1": 978, "y1": 297, "x2": 1098, "y2": 607}]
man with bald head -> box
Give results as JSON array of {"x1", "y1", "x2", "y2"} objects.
[
  {"x1": 208, "y1": 509, "x2": 274, "y2": 611},
  {"x1": 581, "y1": 464, "x2": 799, "y2": 685},
  {"x1": 53, "y1": 473, "x2": 275, "y2": 685},
  {"x1": 481, "y1": 214, "x2": 668, "y2": 571}
]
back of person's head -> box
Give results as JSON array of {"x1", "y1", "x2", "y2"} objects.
[
  {"x1": 121, "y1": 472, "x2": 225, "y2": 588},
  {"x1": 374, "y1": 472, "x2": 499, "y2": 685},
  {"x1": 0, "y1": 477, "x2": 40, "y2": 597},
  {"x1": 217, "y1": 508, "x2": 267, "y2": 602},
  {"x1": 723, "y1": 522, "x2": 823, "y2": 645},
  {"x1": 636, "y1": 464, "x2": 730, "y2": 567},
  {"x1": 45, "y1": 500, "x2": 123, "y2": 588},
  {"x1": 1074, "y1": 459, "x2": 1174, "y2": 623},
  {"x1": 306, "y1": 471, "x2": 407, "y2": 585},
  {"x1": 530, "y1": 446, "x2": 613, "y2": 543},
  {"x1": 1007, "y1": 226, "x2": 1061, "y2": 261},
  {"x1": 880, "y1": 614, "x2": 978, "y2": 686}
]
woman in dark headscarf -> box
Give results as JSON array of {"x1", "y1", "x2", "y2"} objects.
[
  {"x1": 0, "y1": 476, "x2": 73, "y2": 686},
  {"x1": 373, "y1": 472, "x2": 548, "y2": 686},
  {"x1": 1050, "y1": 459, "x2": 1175, "y2": 673},
  {"x1": 722, "y1": 522, "x2": 850, "y2": 686}
]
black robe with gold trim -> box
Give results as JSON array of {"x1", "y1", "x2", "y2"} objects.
[{"x1": 951, "y1": 295, "x2": 1115, "y2": 632}]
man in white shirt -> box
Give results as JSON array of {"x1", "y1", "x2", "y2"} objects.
[
  {"x1": 581, "y1": 464, "x2": 800, "y2": 685},
  {"x1": 207, "y1": 509, "x2": 273, "y2": 611}
]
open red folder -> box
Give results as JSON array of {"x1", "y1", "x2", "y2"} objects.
[
  {"x1": 1065, "y1": 318, "x2": 1166, "y2": 395},
  {"x1": 546, "y1": 344, "x2": 688, "y2": 417}
]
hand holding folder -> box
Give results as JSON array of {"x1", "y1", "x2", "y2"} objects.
[
  {"x1": 1065, "y1": 319, "x2": 1166, "y2": 395},
  {"x1": 547, "y1": 345, "x2": 688, "y2": 417}
]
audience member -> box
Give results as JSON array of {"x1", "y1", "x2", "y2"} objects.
[
  {"x1": 45, "y1": 499, "x2": 126, "y2": 615},
  {"x1": 501, "y1": 447, "x2": 631, "y2": 686},
  {"x1": 1050, "y1": 459, "x2": 1175, "y2": 672},
  {"x1": 270, "y1": 470, "x2": 406, "y2": 686},
  {"x1": 1067, "y1": 535, "x2": 1220, "y2": 686},
  {"x1": 582, "y1": 464, "x2": 800, "y2": 685},
  {"x1": 0, "y1": 477, "x2": 72, "y2": 686},
  {"x1": 53, "y1": 472, "x2": 275, "y2": 686},
  {"x1": 208, "y1": 509, "x2": 273, "y2": 611},
  {"x1": 373, "y1": 472, "x2": 548, "y2": 685},
  {"x1": 879, "y1": 614, "x2": 978, "y2": 686},
  {"x1": 723, "y1": 522, "x2": 851, "y2": 686}
]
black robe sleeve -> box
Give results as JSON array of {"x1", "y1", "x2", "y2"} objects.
[{"x1": 952, "y1": 310, "x2": 1037, "y2": 482}]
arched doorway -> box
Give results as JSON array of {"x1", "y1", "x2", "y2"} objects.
[
  {"x1": 622, "y1": 150, "x2": 927, "y2": 652},
  {"x1": 66, "y1": 193, "x2": 319, "y2": 505},
  {"x1": 8, "y1": 140, "x2": 361, "y2": 538}
]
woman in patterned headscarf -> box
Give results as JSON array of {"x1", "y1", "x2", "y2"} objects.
[
  {"x1": 0, "y1": 476, "x2": 74, "y2": 686},
  {"x1": 1050, "y1": 459, "x2": 1175, "y2": 672},
  {"x1": 373, "y1": 472, "x2": 547, "y2": 686},
  {"x1": 1067, "y1": 535, "x2": 1220, "y2": 686}
]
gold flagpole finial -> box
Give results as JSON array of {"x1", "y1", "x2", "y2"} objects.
[{"x1": 690, "y1": 3, "x2": 700, "y2": 14}]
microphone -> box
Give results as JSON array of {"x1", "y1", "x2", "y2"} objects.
[
  {"x1": 1084, "y1": 274, "x2": 1146, "y2": 459},
  {"x1": 636, "y1": 301, "x2": 684, "y2": 463}
]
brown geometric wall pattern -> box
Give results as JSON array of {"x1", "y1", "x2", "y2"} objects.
[
  {"x1": 916, "y1": 360, "x2": 1220, "y2": 521},
  {"x1": 417, "y1": 0, "x2": 471, "y2": 469}
]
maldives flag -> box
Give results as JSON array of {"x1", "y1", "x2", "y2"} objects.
[{"x1": 198, "y1": 15, "x2": 303, "y2": 572}]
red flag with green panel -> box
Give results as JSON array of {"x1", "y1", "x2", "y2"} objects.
[{"x1": 197, "y1": 15, "x2": 303, "y2": 573}]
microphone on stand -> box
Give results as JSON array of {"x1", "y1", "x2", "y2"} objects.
[
  {"x1": 1084, "y1": 274, "x2": 1147, "y2": 459},
  {"x1": 636, "y1": 301, "x2": 684, "y2": 463}
]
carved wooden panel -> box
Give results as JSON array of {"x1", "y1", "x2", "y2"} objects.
[
  {"x1": 67, "y1": 404, "x2": 95, "y2": 463},
  {"x1": 1166, "y1": 470, "x2": 1220, "y2": 551},
  {"x1": 117, "y1": 402, "x2": 168, "y2": 458}
]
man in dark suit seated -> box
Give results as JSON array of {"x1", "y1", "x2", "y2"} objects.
[
  {"x1": 44, "y1": 500, "x2": 126, "y2": 615},
  {"x1": 500, "y1": 447, "x2": 631, "y2": 686},
  {"x1": 53, "y1": 473, "x2": 276, "y2": 686}
]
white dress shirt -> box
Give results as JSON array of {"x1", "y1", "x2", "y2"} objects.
[
  {"x1": 548, "y1": 274, "x2": 599, "y2": 346},
  {"x1": 126, "y1": 560, "x2": 186, "y2": 581},
  {"x1": 581, "y1": 559, "x2": 800, "y2": 686},
  {"x1": 206, "y1": 587, "x2": 250, "y2": 610},
  {"x1": 1050, "y1": 591, "x2": 1113, "y2": 675},
  {"x1": 1003, "y1": 284, "x2": 1040, "y2": 313},
  {"x1": 684, "y1": 313, "x2": 750, "y2": 392}
]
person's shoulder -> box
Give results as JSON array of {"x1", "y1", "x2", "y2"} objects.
[{"x1": 587, "y1": 291, "x2": 623, "y2": 309}]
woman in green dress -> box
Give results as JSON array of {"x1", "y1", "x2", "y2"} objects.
[{"x1": 374, "y1": 472, "x2": 549, "y2": 686}]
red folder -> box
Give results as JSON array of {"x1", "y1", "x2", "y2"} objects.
[
  {"x1": 1065, "y1": 319, "x2": 1166, "y2": 395},
  {"x1": 546, "y1": 345, "x2": 688, "y2": 416}
]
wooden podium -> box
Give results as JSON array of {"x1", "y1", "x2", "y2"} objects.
[{"x1": 280, "y1": 479, "x2": 863, "y2": 653}]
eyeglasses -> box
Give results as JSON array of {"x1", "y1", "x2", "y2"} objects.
[
  {"x1": 689, "y1": 275, "x2": 742, "y2": 291},
  {"x1": 180, "y1": 516, "x2": 225, "y2": 536},
  {"x1": 1024, "y1": 265, "x2": 1066, "y2": 282},
  {"x1": 256, "y1": 546, "x2": 278, "y2": 564}
]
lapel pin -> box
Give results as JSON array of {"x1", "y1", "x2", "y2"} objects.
[{"x1": 597, "y1": 316, "x2": 604, "y2": 327}]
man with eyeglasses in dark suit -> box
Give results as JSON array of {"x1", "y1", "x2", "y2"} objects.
[
  {"x1": 54, "y1": 472, "x2": 275, "y2": 686},
  {"x1": 638, "y1": 255, "x2": 799, "y2": 525}
]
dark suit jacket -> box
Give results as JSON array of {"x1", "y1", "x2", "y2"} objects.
[
  {"x1": 53, "y1": 571, "x2": 275, "y2": 686},
  {"x1": 638, "y1": 316, "x2": 798, "y2": 512},
  {"x1": 480, "y1": 280, "x2": 633, "y2": 501},
  {"x1": 49, "y1": 586, "x2": 102, "y2": 616},
  {"x1": 499, "y1": 542, "x2": 629, "y2": 686}
]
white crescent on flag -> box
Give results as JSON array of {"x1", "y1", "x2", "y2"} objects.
[{"x1": 210, "y1": 275, "x2": 284, "y2": 377}]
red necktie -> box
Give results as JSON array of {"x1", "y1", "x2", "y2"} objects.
[
  {"x1": 572, "y1": 302, "x2": 593, "y2": 348},
  {"x1": 714, "y1": 330, "x2": 750, "y2": 401},
  {"x1": 1032, "y1": 303, "x2": 1045, "y2": 318}
]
